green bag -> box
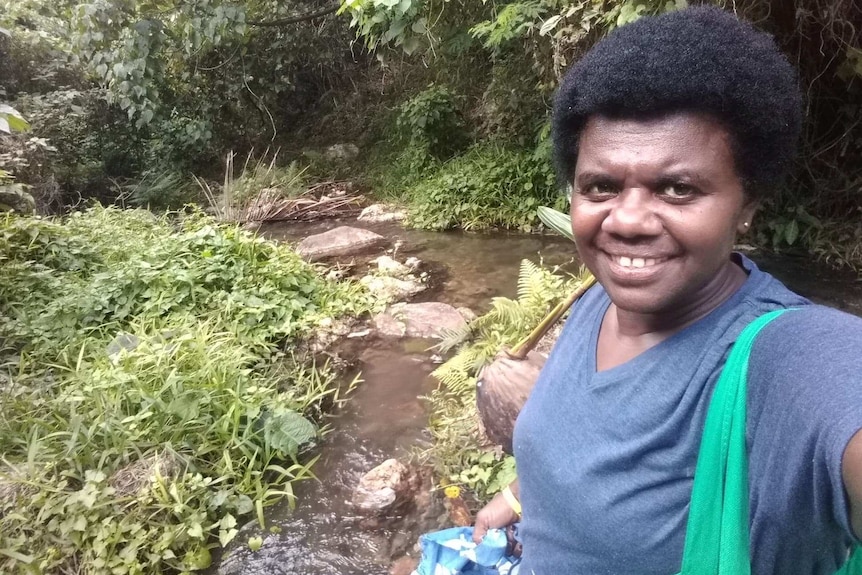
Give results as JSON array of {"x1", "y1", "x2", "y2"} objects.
[{"x1": 677, "y1": 309, "x2": 862, "y2": 574}]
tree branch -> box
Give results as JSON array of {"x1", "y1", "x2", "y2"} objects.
[{"x1": 247, "y1": 2, "x2": 340, "y2": 27}]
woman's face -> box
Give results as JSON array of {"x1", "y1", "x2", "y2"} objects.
[{"x1": 571, "y1": 112, "x2": 756, "y2": 316}]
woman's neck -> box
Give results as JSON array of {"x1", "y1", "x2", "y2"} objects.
[{"x1": 612, "y1": 259, "x2": 749, "y2": 339}]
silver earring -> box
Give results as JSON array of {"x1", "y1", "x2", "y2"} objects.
[{"x1": 743, "y1": 222, "x2": 749, "y2": 228}]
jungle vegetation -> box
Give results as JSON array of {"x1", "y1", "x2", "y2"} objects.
[{"x1": 1, "y1": 0, "x2": 861, "y2": 261}]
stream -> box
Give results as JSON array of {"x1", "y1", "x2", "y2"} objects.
[{"x1": 217, "y1": 218, "x2": 862, "y2": 575}]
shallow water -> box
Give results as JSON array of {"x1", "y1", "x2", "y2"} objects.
[{"x1": 219, "y1": 218, "x2": 862, "y2": 574}]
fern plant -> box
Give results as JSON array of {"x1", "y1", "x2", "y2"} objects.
[
  {"x1": 432, "y1": 259, "x2": 573, "y2": 390},
  {"x1": 426, "y1": 259, "x2": 592, "y2": 498}
]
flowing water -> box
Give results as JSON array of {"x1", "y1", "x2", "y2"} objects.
[{"x1": 218, "y1": 218, "x2": 862, "y2": 575}]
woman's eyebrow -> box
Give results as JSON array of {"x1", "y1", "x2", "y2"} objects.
[
  {"x1": 574, "y1": 171, "x2": 618, "y2": 185},
  {"x1": 653, "y1": 171, "x2": 707, "y2": 185}
]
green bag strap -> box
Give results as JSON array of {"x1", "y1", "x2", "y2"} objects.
[{"x1": 678, "y1": 308, "x2": 861, "y2": 575}]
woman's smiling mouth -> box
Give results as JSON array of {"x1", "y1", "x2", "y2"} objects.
[
  {"x1": 614, "y1": 256, "x2": 669, "y2": 268},
  {"x1": 603, "y1": 252, "x2": 674, "y2": 281}
]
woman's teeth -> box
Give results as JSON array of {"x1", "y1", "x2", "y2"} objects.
[{"x1": 617, "y1": 256, "x2": 663, "y2": 268}]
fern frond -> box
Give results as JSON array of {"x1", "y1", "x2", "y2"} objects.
[
  {"x1": 434, "y1": 322, "x2": 474, "y2": 354},
  {"x1": 432, "y1": 347, "x2": 481, "y2": 392},
  {"x1": 516, "y1": 259, "x2": 543, "y2": 302}
]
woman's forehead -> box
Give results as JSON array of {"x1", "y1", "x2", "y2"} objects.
[{"x1": 575, "y1": 112, "x2": 736, "y2": 176}]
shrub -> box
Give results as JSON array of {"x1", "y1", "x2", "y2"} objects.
[
  {"x1": 397, "y1": 85, "x2": 469, "y2": 163},
  {"x1": 407, "y1": 143, "x2": 566, "y2": 231}
]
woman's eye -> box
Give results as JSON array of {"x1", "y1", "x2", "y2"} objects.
[
  {"x1": 659, "y1": 184, "x2": 696, "y2": 200},
  {"x1": 581, "y1": 183, "x2": 617, "y2": 199}
]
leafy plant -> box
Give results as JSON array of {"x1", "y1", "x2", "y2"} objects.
[
  {"x1": 0, "y1": 207, "x2": 374, "y2": 572},
  {"x1": 0, "y1": 104, "x2": 29, "y2": 133},
  {"x1": 397, "y1": 85, "x2": 468, "y2": 164},
  {"x1": 340, "y1": 0, "x2": 430, "y2": 54},
  {"x1": 407, "y1": 143, "x2": 566, "y2": 232}
]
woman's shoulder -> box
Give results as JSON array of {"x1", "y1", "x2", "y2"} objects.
[
  {"x1": 748, "y1": 304, "x2": 862, "y2": 414},
  {"x1": 754, "y1": 304, "x2": 862, "y2": 360}
]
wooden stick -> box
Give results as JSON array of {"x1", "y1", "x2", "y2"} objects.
[{"x1": 508, "y1": 274, "x2": 597, "y2": 360}]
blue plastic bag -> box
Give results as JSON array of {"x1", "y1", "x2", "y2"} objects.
[{"x1": 412, "y1": 526, "x2": 521, "y2": 575}]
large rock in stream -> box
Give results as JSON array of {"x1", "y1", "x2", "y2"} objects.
[
  {"x1": 296, "y1": 226, "x2": 388, "y2": 261},
  {"x1": 373, "y1": 302, "x2": 467, "y2": 339},
  {"x1": 352, "y1": 459, "x2": 422, "y2": 516},
  {"x1": 358, "y1": 203, "x2": 407, "y2": 223}
]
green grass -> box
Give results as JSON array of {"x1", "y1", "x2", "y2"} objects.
[{"x1": 0, "y1": 207, "x2": 373, "y2": 573}]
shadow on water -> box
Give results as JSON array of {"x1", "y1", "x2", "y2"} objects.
[{"x1": 219, "y1": 218, "x2": 862, "y2": 574}]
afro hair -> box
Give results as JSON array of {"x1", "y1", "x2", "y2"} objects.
[{"x1": 552, "y1": 6, "x2": 803, "y2": 198}]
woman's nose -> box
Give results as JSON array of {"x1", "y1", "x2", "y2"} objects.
[{"x1": 601, "y1": 189, "x2": 662, "y2": 238}]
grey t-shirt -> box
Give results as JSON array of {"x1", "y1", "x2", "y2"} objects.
[{"x1": 513, "y1": 255, "x2": 862, "y2": 574}]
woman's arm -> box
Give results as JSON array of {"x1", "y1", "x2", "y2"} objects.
[{"x1": 842, "y1": 430, "x2": 862, "y2": 538}]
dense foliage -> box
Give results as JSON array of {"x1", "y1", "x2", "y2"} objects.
[
  {"x1": 0, "y1": 208, "x2": 373, "y2": 573},
  {"x1": 407, "y1": 144, "x2": 565, "y2": 231},
  {"x1": 2, "y1": 0, "x2": 862, "y2": 257}
]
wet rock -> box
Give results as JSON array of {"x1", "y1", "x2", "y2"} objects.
[
  {"x1": 372, "y1": 255, "x2": 411, "y2": 277},
  {"x1": 306, "y1": 317, "x2": 359, "y2": 353},
  {"x1": 352, "y1": 459, "x2": 422, "y2": 516},
  {"x1": 360, "y1": 275, "x2": 426, "y2": 303},
  {"x1": 0, "y1": 186, "x2": 35, "y2": 214},
  {"x1": 404, "y1": 256, "x2": 421, "y2": 271},
  {"x1": 358, "y1": 203, "x2": 407, "y2": 223},
  {"x1": 373, "y1": 302, "x2": 467, "y2": 339},
  {"x1": 389, "y1": 555, "x2": 419, "y2": 575},
  {"x1": 324, "y1": 143, "x2": 360, "y2": 162},
  {"x1": 296, "y1": 226, "x2": 388, "y2": 261},
  {"x1": 456, "y1": 307, "x2": 477, "y2": 323}
]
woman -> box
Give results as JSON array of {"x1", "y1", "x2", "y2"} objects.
[{"x1": 473, "y1": 6, "x2": 862, "y2": 574}]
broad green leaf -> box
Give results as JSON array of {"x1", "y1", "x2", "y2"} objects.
[
  {"x1": 411, "y1": 17, "x2": 427, "y2": 34},
  {"x1": 539, "y1": 15, "x2": 561, "y2": 36},
  {"x1": 537, "y1": 206, "x2": 574, "y2": 241},
  {"x1": 0, "y1": 105, "x2": 29, "y2": 133},
  {"x1": 263, "y1": 409, "x2": 317, "y2": 457},
  {"x1": 220, "y1": 527, "x2": 238, "y2": 546},
  {"x1": 183, "y1": 545, "x2": 212, "y2": 569}
]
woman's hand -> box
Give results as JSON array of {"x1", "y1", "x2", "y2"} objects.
[{"x1": 472, "y1": 484, "x2": 520, "y2": 544}]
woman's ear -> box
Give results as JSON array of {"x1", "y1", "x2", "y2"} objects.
[{"x1": 737, "y1": 199, "x2": 759, "y2": 235}]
